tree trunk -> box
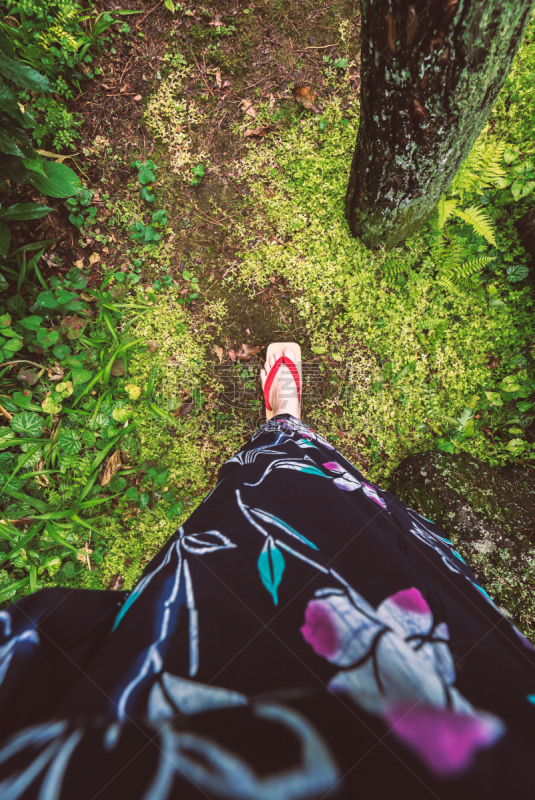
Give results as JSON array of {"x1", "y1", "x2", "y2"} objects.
[{"x1": 345, "y1": 0, "x2": 535, "y2": 250}]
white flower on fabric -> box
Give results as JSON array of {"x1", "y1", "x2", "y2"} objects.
[{"x1": 301, "y1": 586, "x2": 504, "y2": 776}]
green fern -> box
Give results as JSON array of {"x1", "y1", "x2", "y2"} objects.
[
  {"x1": 453, "y1": 131, "x2": 507, "y2": 195},
  {"x1": 437, "y1": 196, "x2": 457, "y2": 229},
  {"x1": 451, "y1": 205, "x2": 497, "y2": 246}
]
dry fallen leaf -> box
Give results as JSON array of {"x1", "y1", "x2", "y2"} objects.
[
  {"x1": 240, "y1": 99, "x2": 256, "y2": 118},
  {"x1": 236, "y1": 343, "x2": 262, "y2": 360},
  {"x1": 46, "y1": 363, "x2": 64, "y2": 381},
  {"x1": 18, "y1": 368, "x2": 39, "y2": 385},
  {"x1": 80, "y1": 292, "x2": 95, "y2": 302},
  {"x1": 101, "y1": 450, "x2": 122, "y2": 487},
  {"x1": 246, "y1": 328, "x2": 251, "y2": 335},
  {"x1": 110, "y1": 358, "x2": 125, "y2": 377},
  {"x1": 134, "y1": 94, "x2": 142, "y2": 101},
  {"x1": 75, "y1": 258, "x2": 84, "y2": 269},
  {"x1": 88, "y1": 253, "x2": 100, "y2": 266},
  {"x1": 36, "y1": 148, "x2": 76, "y2": 164},
  {"x1": 244, "y1": 125, "x2": 271, "y2": 138},
  {"x1": 147, "y1": 340, "x2": 160, "y2": 352},
  {"x1": 108, "y1": 574, "x2": 124, "y2": 591},
  {"x1": 268, "y1": 93, "x2": 276, "y2": 109},
  {"x1": 228, "y1": 348, "x2": 237, "y2": 362},
  {"x1": 175, "y1": 399, "x2": 195, "y2": 416},
  {"x1": 214, "y1": 68, "x2": 222, "y2": 88},
  {"x1": 222, "y1": 80, "x2": 230, "y2": 89},
  {"x1": 214, "y1": 345, "x2": 224, "y2": 363},
  {"x1": 292, "y1": 85, "x2": 320, "y2": 113}
]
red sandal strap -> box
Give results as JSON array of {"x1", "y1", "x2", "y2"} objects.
[{"x1": 264, "y1": 355, "x2": 301, "y2": 412}]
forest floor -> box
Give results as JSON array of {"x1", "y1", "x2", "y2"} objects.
[{"x1": 5, "y1": 0, "x2": 535, "y2": 635}]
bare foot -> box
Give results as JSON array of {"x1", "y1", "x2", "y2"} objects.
[{"x1": 260, "y1": 347, "x2": 301, "y2": 419}]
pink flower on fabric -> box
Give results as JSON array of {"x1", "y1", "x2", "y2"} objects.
[
  {"x1": 322, "y1": 462, "x2": 362, "y2": 491},
  {"x1": 300, "y1": 586, "x2": 504, "y2": 777},
  {"x1": 362, "y1": 482, "x2": 387, "y2": 510},
  {"x1": 300, "y1": 600, "x2": 340, "y2": 658},
  {"x1": 385, "y1": 702, "x2": 504, "y2": 777}
]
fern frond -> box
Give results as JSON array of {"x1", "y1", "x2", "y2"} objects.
[
  {"x1": 383, "y1": 259, "x2": 405, "y2": 277},
  {"x1": 452, "y1": 256, "x2": 494, "y2": 282},
  {"x1": 452, "y1": 205, "x2": 497, "y2": 246},
  {"x1": 452, "y1": 132, "x2": 507, "y2": 194},
  {"x1": 437, "y1": 196, "x2": 457, "y2": 229},
  {"x1": 434, "y1": 235, "x2": 463, "y2": 272},
  {"x1": 476, "y1": 140, "x2": 506, "y2": 190}
]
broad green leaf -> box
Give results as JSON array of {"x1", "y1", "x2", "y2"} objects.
[
  {"x1": 42, "y1": 395, "x2": 62, "y2": 414},
  {"x1": 140, "y1": 186, "x2": 155, "y2": 202},
  {"x1": 112, "y1": 406, "x2": 131, "y2": 422},
  {"x1": 3, "y1": 337, "x2": 23, "y2": 353},
  {"x1": 505, "y1": 438, "x2": 526, "y2": 455},
  {"x1": 0, "y1": 313, "x2": 11, "y2": 328},
  {"x1": 0, "y1": 203, "x2": 53, "y2": 221},
  {"x1": 36, "y1": 290, "x2": 58, "y2": 309},
  {"x1": 28, "y1": 161, "x2": 82, "y2": 198},
  {"x1": 12, "y1": 391, "x2": 32, "y2": 409},
  {"x1": 109, "y1": 475, "x2": 127, "y2": 492},
  {"x1": 499, "y1": 375, "x2": 522, "y2": 393},
  {"x1": 167, "y1": 500, "x2": 183, "y2": 518},
  {"x1": 58, "y1": 430, "x2": 81, "y2": 455},
  {"x1": 18, "y1": 315, "x2": 43, "y2": 330},
  {"x1": 507, "y1": 264, "x2": 529, "y2": 283},
  {"x1": 81, "y1": 430, "x2": 96, "y2": 447},
  {"x1": 152, "y1": 210, "x2": 168, "y2": 224},
  {"x1": 56, "y1": 381, "x2": 73, "y2": 398},
  {"x1": 53, "y1": 344, "x2": 71, "y2": 360},
  {"x1": 437, "y1": 438, "x2": 455, "y2": 453},
  {"x1": 257, "y1": 536, "x2": 285, "y2": 605},
  {"x1": 10, "y1": 411, "x2": 43, "y2": 437},
  {"x1": 36, "y1": 328, "x2": 59, "y2": 348},
  {"x1": 138, "y1": 166, "x2": 155, "y2": 184},
  {"x1": 0, "y1": 53, "x2": 52, "y2": 92},
  {"x1": 125, "y1": 487, "x2": 139, "y2": 502},
  {"x1": 164, "y1": 0, "x2": 175, "y2": 11},
  {"x1": 125, "y1": 383, "x2": 141, "y2": 400},
  {"x1": 485, "y1": 391, "x2": 503, "y2": 406},
  {"x1": 72, "y1": 368, "x2": 92, "y2": 386}
]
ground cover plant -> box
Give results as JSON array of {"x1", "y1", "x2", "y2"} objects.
[{"x1": 1, "y1": 0, "x2": 535, "y2": 636}]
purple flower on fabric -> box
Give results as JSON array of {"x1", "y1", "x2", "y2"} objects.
[
  {"x1": 361, "y1": 482, "x2": 387, "y2": 510},
  {"x1": 322, "y1": 462, "x2": 362, "y2": 491},
  {"x1": 300, "y1": 586, "x2": 504, "y2": 777},
  {"x1": 385, "y1": 702, "x2": 504, "y2": 777}
]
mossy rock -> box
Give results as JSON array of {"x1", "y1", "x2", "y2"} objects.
[{"x1": 389, "y1": 451, "x2": 535, "y2": 640}]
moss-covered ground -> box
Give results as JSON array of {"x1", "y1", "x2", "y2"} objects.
[{"x1": 22, "y1": 2, "x2": 535, "y2": 625}]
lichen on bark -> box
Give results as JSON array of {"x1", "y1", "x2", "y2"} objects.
[{"x1": 346, "y1": 0, "x2": 535, "y2": 250}]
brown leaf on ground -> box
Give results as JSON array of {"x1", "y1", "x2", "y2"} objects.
[
  {"x1": 236, "y1": 343, "x2": 262, "y2": 360},
  {"x1": 244, "y1": 125, "x2": 271, "y2": 138},
  {"x1": 108, "y1": 574, "x2": 124, "y2": 591},
  {"x1": 268, "y1": 93, "x2": 276, "y2": 109},
  {"x1": 214, "y1": 345, "x2": 224, "y2": 363},
  {"x1": 18, "y1": 368, "x2": 38, "y2": 385},
  {"x1": 292, "y1": 85, "x2": 320, "y2": 113},
  {"x1": 110, "y1": 358, "x2": 125, "y2": 377},
  {"x1": 101, "y1": 450, "x2": 122, "y2": 487},
  {"x1": 88, "y1": 253, "x2": 100, "y2": 266},
  {"x1": 61, "y1": 315, "x2": 87, "y2": 340},
  {"x1": 228, "y1": 348, "x2": 237, "y2": 362},
  {"x1": 487, "y1": 352, "x2": 501, "y2": 369},
  {"x1": 174, "y1": 399, "x2": 194, "y2": 416},
  {"x1": 147, "y1": 340, "x2": 159, "y2": 352},
  {"x1": 240, "y1": 99, "x2": 256, "y2": 118},
  {"x1": 214, "y1": 68, "x2": 222, "y2": 88},
  {"x1": 46, "y1": 363, "x2": 64, "y2": 381},
  {"x1": 134, "y1": 94, "x2": 142, "y2": 102},
  {"x1": 222, "y1": 80, "x2": 230, "y2": 89}
]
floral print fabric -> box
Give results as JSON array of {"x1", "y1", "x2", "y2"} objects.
[{"x1": 0, "y1": 414, "x2": 534, "y2": 800}]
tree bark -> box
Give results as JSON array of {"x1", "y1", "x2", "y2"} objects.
[{"x1": 345, "y1": 0, "x2": 535, "y2": 250}]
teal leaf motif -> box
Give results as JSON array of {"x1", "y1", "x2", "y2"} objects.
[
  {"x1": 258, "y1": 536, "x2": 285, "y2": 605},
  {"x1": 250, "y1": 507, "x2": 318, "y2": 550}
]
